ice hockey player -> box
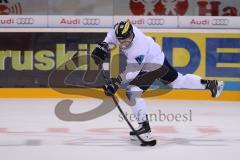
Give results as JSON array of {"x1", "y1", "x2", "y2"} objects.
[{"x1": 91, "y1": 20, "x2": 224, "y2": 142}]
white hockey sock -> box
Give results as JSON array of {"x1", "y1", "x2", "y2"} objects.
[
  {"x1": 170, "y1": 73, "x2": 205, "y2": 89},
  {"x1": 130, "y1": 98, "x2": 147, "y2": 123}
]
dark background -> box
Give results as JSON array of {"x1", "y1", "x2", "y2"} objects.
[{"x1": 0, "y1": 32, "x2": 109, "y2": 88}]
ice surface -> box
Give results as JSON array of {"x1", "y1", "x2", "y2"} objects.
[{"x1": 0, "y1": 98, "x2": 240, "y2": 160}]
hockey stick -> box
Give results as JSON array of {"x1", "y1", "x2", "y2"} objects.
[{"x1": 101, "y1": 67, "x2": 156, "y2": 146}]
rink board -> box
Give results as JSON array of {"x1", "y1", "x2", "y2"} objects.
[{"x1": 0, "y1": 28, "x2": 239, "y2": 100}]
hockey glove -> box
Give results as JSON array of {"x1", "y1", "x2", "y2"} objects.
[
  {"x1": 103, "y1": 76, "x2": 122, "y2": 96},
  {"x1": 91, "y1": 42, "x2": 109, "y2": 65}
]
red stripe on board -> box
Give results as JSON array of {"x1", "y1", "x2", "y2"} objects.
[
  {"x1": 88, "y1": 128, "x2": 128, "y2": 134},
  {"x1": 153, "y1": 126, "x2": 178, "y2": 133},
  {"x1": 47, "y1": 128, "x2": 69, "y2": 133},
  {"x1": 0, "y1": 128, "x2": 8, "y2": 133},
  {"x1": 197, "y1": 126, "x2": 221, "y2": 133}
]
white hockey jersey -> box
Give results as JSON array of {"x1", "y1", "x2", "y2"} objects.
[{"x1": 104, "y1": 25, "x2": 165, "y2": 83}]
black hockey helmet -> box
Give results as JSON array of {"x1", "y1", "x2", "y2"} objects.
[
  {"x1": 115, "y1": 20, "x2": 134, "y2": 40},
  {"x1": 115, "y1": 20, "x2": 134, "y2": 49}
]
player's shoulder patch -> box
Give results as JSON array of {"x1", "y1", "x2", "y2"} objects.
[{"x1": 135, "y1": 55, "x2": 144, "y2": 65}]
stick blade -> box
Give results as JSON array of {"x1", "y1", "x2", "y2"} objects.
[{"x1": 141, "y1": 139, "x2": 157, "y2": 146}]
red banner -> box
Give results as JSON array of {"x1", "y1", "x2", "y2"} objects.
[{"x1": 116, "y1": 0, "x2": 240, "y2": 16}]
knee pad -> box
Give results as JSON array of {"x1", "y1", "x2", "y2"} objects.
[{"x1": 126, "y1": 85, "x2": 143, "y2": 106}]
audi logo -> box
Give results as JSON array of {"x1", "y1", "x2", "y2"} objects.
[
  {"x1": 82, "y1": 18, "x2": 100, "y2": 25},
  {"x1": 147, "y1": 18, "x2": 165, "y2": 25},
  {"x1": 211, "y1": 19, "x2": 229, "y2": 25},
  {"x1": 16, "y1": 18, "x2": 34, "y2": 25}
]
